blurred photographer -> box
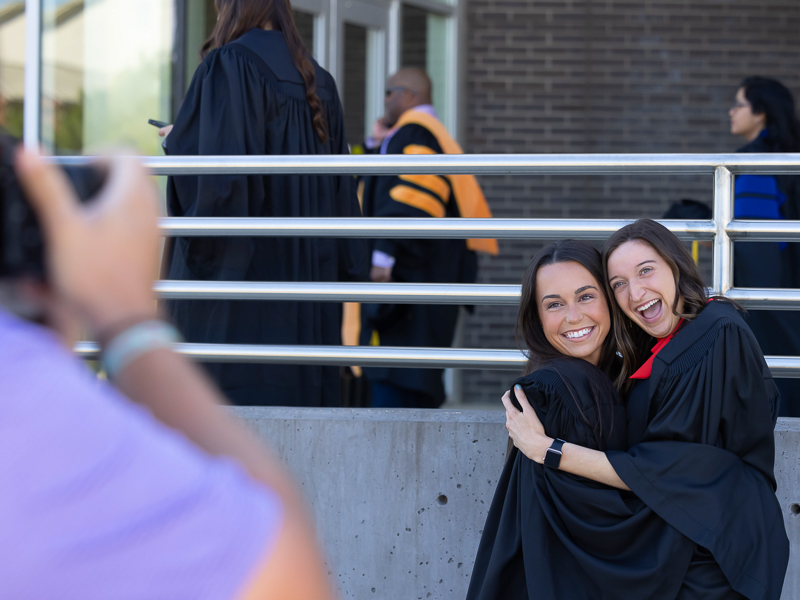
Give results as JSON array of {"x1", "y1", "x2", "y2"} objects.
[{"x1": 0, "y1": 148, "x2": 335, "y2": 600}]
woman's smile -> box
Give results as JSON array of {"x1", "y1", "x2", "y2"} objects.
[
  {"x1": 607, "y1": 240, "x2": 683, "y2": 339},
  {"x1": 561, "y1": 325, "x2": 596, "y2": 341}
]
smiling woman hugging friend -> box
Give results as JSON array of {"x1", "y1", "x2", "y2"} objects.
[
  {"x1": 468, "y1": 221, "x2": 789, "y2": 600},
  {"x1": 469, "y1": 240, "x2": 699, "y2": 600}
]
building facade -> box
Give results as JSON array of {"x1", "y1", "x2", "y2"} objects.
[{"x1": 1, "y1": 0, "x2": 799, "y2": 405}]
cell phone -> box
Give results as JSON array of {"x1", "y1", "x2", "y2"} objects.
[{"x1": 148, "y1": 119, "x2": 169, "y2": 128}]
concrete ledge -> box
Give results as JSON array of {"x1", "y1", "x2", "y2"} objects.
[{"x1": 233, "y1": 408, "x2": 799, "y2": 600}]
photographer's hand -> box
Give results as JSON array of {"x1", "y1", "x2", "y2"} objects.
[
  {"x1": 15, "y1": 149, "x2": 336, "y2": 600},
  {"x1": 15, "y1": 150, "x2": 159, "y2": 332}
]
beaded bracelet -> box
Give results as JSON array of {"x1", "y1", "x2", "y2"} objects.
[{"x1": 102, "y1": 320, "x2": 182, "y2": 380}]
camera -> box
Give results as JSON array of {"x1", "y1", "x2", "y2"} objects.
[{"x1": 0, "y1": 134, "x2": 105, "y2": 278}]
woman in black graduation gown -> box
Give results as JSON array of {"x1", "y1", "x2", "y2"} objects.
[
  {"x1": 729, "y1": 76, "x2": 800, "y2": 417},
  {"x1": 163, "y1": 0, "x2": 367, "y2": 406},
  {"x1": 503, "y1": 220, "x2": 789, "y2": 600},
  {"x1": 467, "y1": 241, "x2": 697, "y2": 600}
]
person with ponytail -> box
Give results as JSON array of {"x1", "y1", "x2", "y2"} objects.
[
  {"x1": 730, "y1": 76, "x2": 800, "y2": 416},
  {"x1": 161, "y1": 0, "x2": 367, "y2": 407}
]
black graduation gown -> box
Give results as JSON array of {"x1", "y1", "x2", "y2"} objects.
[
  {"x1": 607, "y1": 301, "x2": 790, "y2": 600},
  {"x1": 359, "y1": 124, "x2": 477, "y2": 407},
  {"x1": 467, "y1": 358, "x2": 696, "y2": 600},
  {"x1": 164, "y1": 29, "x2": 367, "y2": 407},
  {"x1": 736, "y1": 135, "x2": 800, "y2": 417}
]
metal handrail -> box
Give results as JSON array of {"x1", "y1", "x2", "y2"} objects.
[
  {"x1": 156, "y1": 280, "x2": 800, "y2": 310},
  {"x1": 158, "y1": 216, "x2": 800, "y2": 242},
  {"x1": 159, "y1": 217, "x2": 720, "y2": 239},
  {"x1": 56, "y1": 153, "x2": 800, "y2": 378},
  {"x1": 53, "y1": 152, "x2": 800, "y2": 175},
  {"x1": 74, "y1": 341, "x2": 800, "y2": 377}
]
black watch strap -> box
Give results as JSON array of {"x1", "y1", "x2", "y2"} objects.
[{"x1": 543, "y1": 438, "x2": 567, "y2": 469}]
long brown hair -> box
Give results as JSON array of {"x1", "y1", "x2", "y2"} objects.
[
  {"x1": 517, "y1": 240, "x2": 617, "y2": 375},
  {"x1": 601, "y1": 219, "x2": 710, "y2": 391},
  {"x1": 516, "y1": 240, "x2": 620, "y2": 448},
  {"x1": 201, "y1": 0, "x2": 328, "y2": 143}
]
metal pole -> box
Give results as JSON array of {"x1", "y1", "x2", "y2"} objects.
[
  {"x1": 725, "y1": 220, "x2": 800, "y2": 242},
  {"x1": 712, "y1": 167, "x2": 735, "y2": 295},
  {"x1": 50, "y1": 153, "x2": 800, "y2": 175},
  {"x1": 155, "y1": 280, "x2": 523, "y2": 304},
  {"x1": 73, "y1": 341, "x2": 800, "y2": 376},
  {"x1": 159, "y1": 217, "x2": 718, "y2": 240},
  {"x1": 74, "y1": 342, "x2": 528, "y2": 370},
  {"x1": 23, "y1": 0, "x2": 42, "y2": 148},
  {"x1": 724, "y1": 287, "x2": 800, "y2": 310},
  {"x1": 154, "y1": 280, "x2": 800, "y2": 309}
]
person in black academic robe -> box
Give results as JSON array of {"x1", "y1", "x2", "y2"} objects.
[
  {"x1": 358, "y1": 120, "x2": 478, "y2": 408},
  {"x1": 730, "y1": 76, "x2": 800, "y2": 417},
  {"x1": 163, "y1": 26, "x2": 367, "y2": 407},
  {"x1": 357, "y1": 69, "x2": 497, "y2": 409},
  {"x1": 467, "y1": 358, "x2": 697, "y2": 600},
  {"x1": 500, "y1": 221, "x2": 789, "y2": 600},
  {"x1": 734, "y1": 133, "x2": 800, "y2": 417},
  {"x1": 605, "y1": 299, "x2": 789, "y2": 600}
]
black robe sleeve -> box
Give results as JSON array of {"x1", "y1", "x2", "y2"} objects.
[
  {"x1": 607, "y1": 303, "x2": 790, "y2": 600},
  {"x1": 468, "y1": 359, "x2": 695, "y2": 600}
]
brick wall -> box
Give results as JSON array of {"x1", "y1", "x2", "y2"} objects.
[{"x1": 460, "y1": 0, "x2": 800, "y2": 404}]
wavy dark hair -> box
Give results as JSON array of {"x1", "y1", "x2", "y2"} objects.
[
  {"x1": 741, "y1": 76, "x2": 800, "y2": 153},
  {"x1": 201, "y1": 0, "x2": 328, "y2": 143},
  {"x1": 602, "y1": 219, "x2": 711, "y2": 392},
  {"x1": 517, "y1": 240, "x2": 617, "y2": 375},
  {"x1": 515, "y1": 240, "x2": 619, "y2": 449}
]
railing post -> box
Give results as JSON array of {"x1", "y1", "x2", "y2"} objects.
[
  {"x1": 712, "y1": 166, "x2": 734, "y2": 295},
  {"x1": 23, "y1": 0, "x2": 43, "y2": 149}
]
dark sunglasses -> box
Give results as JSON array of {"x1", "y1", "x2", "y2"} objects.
[{"x1": 385, "y1": 86, "x2": 413, "y2": 97}]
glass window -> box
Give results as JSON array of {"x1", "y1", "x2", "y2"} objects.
[
  {"x1": 342, "y1": 22, "x2": 367, "y2": 144},
  {"x1": 0, "y1": 0, "x2": 25, "y2": 138},
  {"x1": 293, "y1": 10, "x2": 314, "y2": 53},
  {"x1": 38, "y1": 0, "x2": 173, "y2": 155},
  {"x1": 401, "y1": 3, "x2": 450, "y2": 126}
]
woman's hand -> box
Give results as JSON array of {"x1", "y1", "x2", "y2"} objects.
[
  {"x1": 158, "y1": 125, "x2": 173, "y2": 138},
  {"x1": 501, "y1": 384, "x2": 553, "y2": 463},
  {"x1": 15, "y1": 149, "x2": 160, "y2": 334}
]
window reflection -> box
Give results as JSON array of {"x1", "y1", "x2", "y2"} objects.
[
  {"x1": 0, "y1": 0, "x2": 25, "y2": 138},
  {"x1": 343, "y1": 22, "x2": 367, "y2": 144},
  {"x1": 40, "y1": 0, "x2": 173, "y2": 155},
  {"x1": 401, "y1": 3, "x2": 449, "y2": 125}
]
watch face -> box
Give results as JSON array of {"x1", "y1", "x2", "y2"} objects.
[{"x1": 544, "y1": 447, "x2": 562, "y2": 468}]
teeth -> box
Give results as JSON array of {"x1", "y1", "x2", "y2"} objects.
[
  {"x1": 565, "y1": 327, "x2": 592, "y2": 339},
  {"x1": 637, "y1": 299, "x2": 659, "y2": 312}
]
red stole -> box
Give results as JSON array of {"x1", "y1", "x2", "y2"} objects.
[{"x1": 630, "y1": 319, "x2": 684, "y2": 380}]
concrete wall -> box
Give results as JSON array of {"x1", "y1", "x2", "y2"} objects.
[{"x1": 233, "y1": 407, "x2": 799, "y2": 600}]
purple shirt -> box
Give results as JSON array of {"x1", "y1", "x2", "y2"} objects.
[{"x1": 0, "y1": 308, "x2": 283, "y2": 600}]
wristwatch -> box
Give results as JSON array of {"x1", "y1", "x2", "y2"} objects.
[{"x1": 543, "y1": 438, "x2": 566, "y2": 469}]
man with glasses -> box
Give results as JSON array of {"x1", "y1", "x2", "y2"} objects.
[{"x1": 355, "y1": 68, "x2": 498, "y2": 409}]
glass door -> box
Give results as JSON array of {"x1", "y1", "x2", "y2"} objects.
[
  {"x1": 0, "y1": 0, "x2": 25, "y2": 138},
  {"x1": 336, "y1": 0, "x2": 388, "y2": 146}
]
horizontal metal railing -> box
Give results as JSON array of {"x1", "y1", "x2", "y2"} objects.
[
  {"x1": 73, "y1": 342, "x2": 800, "y2": 378},
  {"x1": 54, "y1": 152, "x2": 800, "y2": 175},
  {"x1": 155, "y1": 281, "x2": 800, "y2": 311},
  {"x1": 56, "y1": 154, "x2": 800, "y2": 378}
]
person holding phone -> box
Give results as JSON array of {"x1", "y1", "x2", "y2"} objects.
[{"x1": 160, "y1": 0, "x2": 367, "y2": 407}]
